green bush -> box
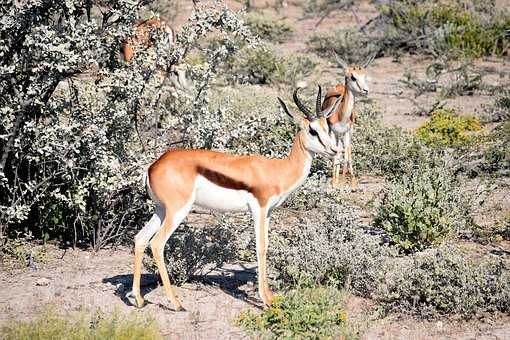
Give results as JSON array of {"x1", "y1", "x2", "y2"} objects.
[
  {"x1": 377, "y1": 246, "x2": 510, "y2": 318},
  {"x1": 429, "y1": 4, "x2": 510, "y2": 58},
  {"x1": 244, "y1": 12, "x2": 294, "y2": 42},
  {"x1": 1, "y1": 309, "x2": 163, "y2": 340},
  {"x1": 308, "y1": 28, "x2": 377, "y2": 65},
  {"x1": 238, "y1": 287, "x2": 357, "y2": 339},
  {"x1": 228, "y1": 43, "x2": 317, "y2": 85},
  {"x1": 0, "y1": 1, "x2": 257, "y2": 251},
  {"x1": 204, "y1": 85, "x2": 295, "y2": 158},
  {"x1": 416, "y1": 109, "x2": 481, "y2": 146},
  {"x1": 371, "y1": 0, "x2": 510, "y2": 57},
  {"x1": 475, "y1": 120, "x2": 510, "y2": 176},
  {"x1": 353, "y1": 104, "x2": 430, "y2": 176},
  {"x1": 375, "y1": 159, "x2": 472, "y2": 252}
]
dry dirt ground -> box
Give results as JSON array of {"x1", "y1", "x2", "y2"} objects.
[{"x1": 2, "y1": 0, "x2": 510, "y2": 339}]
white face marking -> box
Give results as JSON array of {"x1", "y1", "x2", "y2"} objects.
[
  {"x1": 304, "y1": 120, "x2": 338, "y2": 156},
  {"x1": 348, "y1": 71, "x2": 369, "y2": 95},
  {"x1": 194, "y1": 175, "x2": 250, "y2": 212}
]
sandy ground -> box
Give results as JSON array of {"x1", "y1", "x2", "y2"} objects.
[{"x1": 0, "y1": 246, "x2": 258, "y2": 339}]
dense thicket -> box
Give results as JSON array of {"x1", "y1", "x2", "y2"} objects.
[{"x1": 0, "y1": 0, "x2": 256, "y2": 250}]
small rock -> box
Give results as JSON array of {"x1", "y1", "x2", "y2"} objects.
[{"x1": 35, "y1": 277, "x2": 50, "y2": 286}]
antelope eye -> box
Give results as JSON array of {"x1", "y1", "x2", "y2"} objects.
[
  {"x1": 309, "y1": 127, "x2": 318, "y2": 137},
  {"x1": 350, "y1": 75, "x2": 356, "y2": 82}
]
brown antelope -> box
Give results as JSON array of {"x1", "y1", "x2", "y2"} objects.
[
  {"x1": 122, "y1": 18, "x2": 187, "y2": 89},
  {"x1": 321, "y1": 55, "x2": 374, "y2": 189},
  {"x1": 127, "y1": 87, "x2": 342, "y2": 310}
]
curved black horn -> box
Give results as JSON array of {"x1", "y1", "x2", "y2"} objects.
[
  {"x1": 315, "y1": 85, "x2": 322, "y2": 117},
  {"x1": 293, "y1": 87, "x2": 313, "y2": 120}
]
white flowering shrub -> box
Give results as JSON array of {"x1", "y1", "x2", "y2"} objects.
[{"x1": 0, "y1": 0, "x2": 258, "y2": 250}]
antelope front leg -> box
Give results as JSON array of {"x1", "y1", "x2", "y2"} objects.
[
  {"x1": 254, "y1": 205, "x2": 274, "y2": 305},
  {"x1": 332, "y1": 135, "x2": 343, "y2": 187},
  {"x1": 332, "y1": 152, "x2": 342, "y2": 187},
  {"x1": 347, "y1": 130, "x2": 358, "y2": 190},
  {"x1": 338, "y1": 132, "x2": 352, "y2": 189},
  {"x1": 348, "y1": 143, "x2": 358, "y2": 190}
]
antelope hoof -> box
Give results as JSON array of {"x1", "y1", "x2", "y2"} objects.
[
  {"x1": 126, "y1": 291, "x2": 145, "y2": 308},
  {"x1": 266, "y1": 290, "x2": 275, "y2": 304},
  {"x1": 334, "y1": 177, "x2": 348, "y2": 189},
  {"x1": 135, "y1": 296, "x2": 145, "y2": 308},
  {"x1": 261, "y1": 290, "x2": 275, "y2": 306}
]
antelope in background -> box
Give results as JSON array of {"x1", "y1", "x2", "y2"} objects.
[
  {"x1": 127, "y1": 87, "x2": 342, "y2": 310},
  {"x1": 122, "y1": 17, "x2": 188, "y2": 90},
  {"x1": 321, "y1": 54, "x2": 374, "y2": 189}
]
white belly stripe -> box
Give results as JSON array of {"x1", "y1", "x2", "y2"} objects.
[{"x1": 194, "y1": 175, "x2": 250, "y2": 212}]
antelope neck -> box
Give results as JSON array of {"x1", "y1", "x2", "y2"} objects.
[
  {"x1": 339, "y1": 82, "x2": 355, "y2": 118},
  {"x1": 276, "y1": 131, "x2": 313, "y2": 193}
]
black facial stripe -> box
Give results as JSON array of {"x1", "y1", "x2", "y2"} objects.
[{"x1": 315, "y1": 130, "x2": 328, "y2": 149}]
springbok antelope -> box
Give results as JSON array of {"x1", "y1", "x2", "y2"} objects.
[
  {"x1": 122, "y1": 18, "x2": 187, "y2": 90},
  {"x1": 320, "y1": 55, "x2": 374, "y2": 189},
  {"x1": 128, "y1": 87, "x2": 341, "y2": 310}
]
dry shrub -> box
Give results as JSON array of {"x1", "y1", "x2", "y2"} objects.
[
  {"x1": 353, "y1": 103, "x2": 430, "y2": 176},
  {"x1": 148, "y1": 214, "x2": 252, "y2": 285},
  {"x1": 308, "y1": 28, "x2": 377, "y2": 65},
  {"x1": 227, "y1": 43, "x2": 317, "y2": 85},
  {"x1": 401, "y1": 60, "x2": 484, "y2": 98},
  {"x1": 244, "y1": 11, "x2": 294, "y2": 43},
  {"x1": 377, "y1": 246, "x2": 510, "y2": 318},
  {"x1": 269, "y1": 203, "x2": 398, "y2": 296}
]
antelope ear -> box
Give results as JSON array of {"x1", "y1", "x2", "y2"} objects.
[
  {"x1": 278, "y1": 97, "x2": 307, "y2": 128},
  {"x1": 362, "y1": 52, "x2": 376, "y2": 68},
  {"x1": 320, "y1": 97, "x2": 342, "y2": 119}
]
